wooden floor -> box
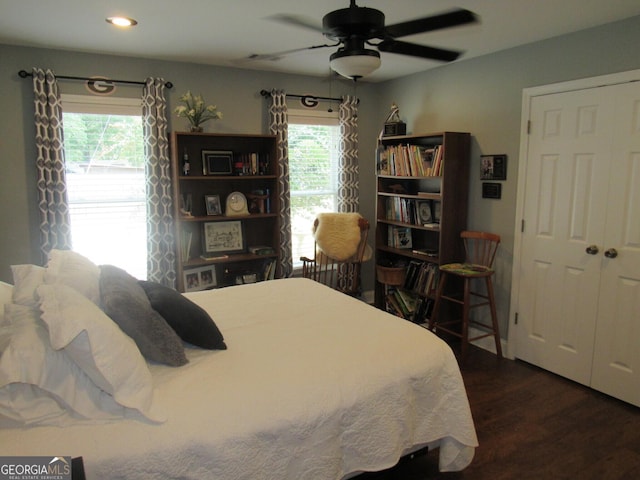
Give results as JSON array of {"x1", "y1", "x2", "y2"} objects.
[{"x1": 360, "y1": 345, "x2": 640, "y2": 480}]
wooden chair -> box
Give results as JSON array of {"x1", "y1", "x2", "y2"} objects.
[
  {"x1": 300, "y1": 214, "x2": 370, "y2": 296},
  {"x1": 429, "y1": 231, "x2": 503, "y2": 359}
]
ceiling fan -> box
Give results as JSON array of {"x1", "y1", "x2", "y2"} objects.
[{"x1": 253, "y1": 1, "x2": 478, "y2": 80}]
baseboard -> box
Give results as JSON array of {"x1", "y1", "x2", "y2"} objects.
[{"x1": 468, "y1": 326, "x2": 508, "y2": 356}]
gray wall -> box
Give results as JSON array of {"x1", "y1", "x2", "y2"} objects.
[{"x1": 2, "y1": 14, "x2": 640, "y2": 342}]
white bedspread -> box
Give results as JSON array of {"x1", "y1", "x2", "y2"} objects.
[{"x1": 1, "y1": 278, "x2": 477, "y2": 478}]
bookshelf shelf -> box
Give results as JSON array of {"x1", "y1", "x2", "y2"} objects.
[{"x1": 374, "y1": 131, "x2": 470, "y2": 322}]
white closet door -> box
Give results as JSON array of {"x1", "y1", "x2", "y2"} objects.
[
  {"x1": 515, "y1": 86, "x2": 613, "y2": 385},
  {"x1": 590, "y1": 81, "x2": 640, "y2": 406}
]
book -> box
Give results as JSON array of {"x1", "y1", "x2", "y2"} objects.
[{"x1": 249, "y1": 245, "x2": 275, "y2": 255}]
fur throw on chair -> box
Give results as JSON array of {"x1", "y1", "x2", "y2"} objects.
[{"x1": 313, "y1": 213, "x2": 364, "y2": 261}]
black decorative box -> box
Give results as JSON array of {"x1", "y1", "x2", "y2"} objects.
[{"x1": 383, "y1": 121, "x2": 406, "y2": 137}]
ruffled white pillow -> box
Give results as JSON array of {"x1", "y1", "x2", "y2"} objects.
[
  {"x1": 0, "y1": 281, "x2": 13, "y2": 325},
  {"x1": 10, "y1": 264, "x2": 45, "y2": 308},
  {"x1": 44, "y1": 249, "x2": 101, "y2": 304},
  {"x1": 37, "y1": 284, "x2": 165, "y2": 422},
  {"x1": 0, "y1": 304, "x2": 143, "y2": 425}
]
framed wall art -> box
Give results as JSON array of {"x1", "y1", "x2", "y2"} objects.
[
  {"x1": 203, "y1": 220, "x2": 244, "y2": 254},
  {"x1": 480, "y1": 154, "x2": 507, "y2": 180}
]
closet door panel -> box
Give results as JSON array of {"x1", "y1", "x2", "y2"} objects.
[{"x1": 591, "y1": 81, "x2": 640, "y2": 407}]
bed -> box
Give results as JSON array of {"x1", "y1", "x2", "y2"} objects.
[{"x1": 0, "y1": 252, "x2": 477, "y2": 479}]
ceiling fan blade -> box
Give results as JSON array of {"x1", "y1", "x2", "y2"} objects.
[
  {"x1": 384, "y1": 8, "x2": 477, "y2": 39},
  {"x1": 246, "y1": 43, "x2": 334, "y2": 62},
  {"x1": 377, "y1": 39, "x2": 461, "y2": 62},
  {"x1": 267, "y1": 14, "x2": 323, "y2": 33}
]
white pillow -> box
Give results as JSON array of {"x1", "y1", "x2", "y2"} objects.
[
  {"x1": 10, "y1": 264, "x2": 45, "y2": 308},
  {"x1": 0, "y1": 304, "x2": 136, "y2": 425},
  {"x1": 44, "y1": 249, "x2": 101, "y2": 305},
  {"x1": 37, "y1": 283, "x2": 165, "y2": 422},
  {"x1": 0, "y1": 281, "x2": 13, "y2": 325}
]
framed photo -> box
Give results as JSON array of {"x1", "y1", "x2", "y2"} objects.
[
  {"x1": 480, "y1": 154, "x2": 507, "y2": 180},
  {"x1": 203, "y1": 220, "x2": 244, "y2": 254},
  {"x1": 204, "y1": 194, "x2": 222, "y2": 215},
  {"x1": 202, "y1": 150, "x2": 233, "y2": 175},
  {"x1": 183, "y1": 265, "x2": 216, "y2": 292},
  {"x1": 416, "y1": 200, "x2": 432, "y2": 224}
]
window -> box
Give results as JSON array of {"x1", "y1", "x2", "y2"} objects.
[
  {"x1": 288, "y1": 109, "x2": 340, "y2": 266},
  {"x1": 61, "y1": 95, "x2": 147, "y2": 279}
]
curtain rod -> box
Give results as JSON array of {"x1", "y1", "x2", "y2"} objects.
[
  {"x1": 260, "y1": 89, "x2": 342, "y2": 104},
  {"x1": 18, "y1": 70, "x2": 173, "y2": 89}
]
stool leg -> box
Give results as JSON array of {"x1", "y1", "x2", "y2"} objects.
[
  {"x1": 429, "y1": 272, "x2": 448, "y2": 331},
  {"x1": 485, "y1": 276, "x2": 503, "y2": 359},
  {"x1": 461, "y1": 278, "x2": 471, "y2": 360}
]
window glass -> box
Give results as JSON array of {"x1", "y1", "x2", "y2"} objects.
[
  {"x1": 288, "y1": 109, "x2": 340, "y2": 266},
  {"x1": 61, "y1": 95, "x2": 147, "y2": 279}
]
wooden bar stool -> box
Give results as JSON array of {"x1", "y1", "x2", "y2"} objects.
[{"x1": 429, "y1": 231, "x2": 503, "y2": 359}]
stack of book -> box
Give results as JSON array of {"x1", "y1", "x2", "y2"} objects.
[
  {"x1": 249, "y1": 245, "x2": 275, "y2": 255},
  {"x1": 377, "y1": 144, "x2": 444, "y2": 177},
  {"x1": 262, "y1": 258, "x2": 277, "y2": 281},
  {"x1": 383, "y1": 260, "x2": 441, "y2": 324},
  {"x1": 404, "y1": 260, "x2": 440, "y2": 297}
]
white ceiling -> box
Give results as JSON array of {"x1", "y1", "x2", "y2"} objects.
[{"x1": 2, "y1": 0, "x2": 640, "y2": 83}]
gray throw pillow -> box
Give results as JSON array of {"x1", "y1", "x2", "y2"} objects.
[
  {"x1": 99, "y1": 265, "x2": 188, "y2": 366},
  {"x1": 139, "y1": 281, "x2": 227, "y2": 350}
]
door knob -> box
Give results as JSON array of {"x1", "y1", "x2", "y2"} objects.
[
  {"x1": 585, "y1": 245, "x2": 599, "y2": 255},
  {"x1": 604, "y1": 248, "x2": 618, "y2": 259}
]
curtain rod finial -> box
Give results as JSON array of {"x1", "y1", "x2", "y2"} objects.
[{"x1": 18, "y1": 70, "x2": 30, "y2": 78}]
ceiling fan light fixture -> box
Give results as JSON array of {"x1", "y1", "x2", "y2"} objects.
[{"x1": 330, "y1": 48, "x2": 381, "y2": 80}]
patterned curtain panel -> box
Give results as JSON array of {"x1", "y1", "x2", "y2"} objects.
[
  {"x1": 268, "y1": 90, "x2": 293, "y2": 278},
  {"x1": 338, "y1": 95, "x2": 359, "y2": 213},
  {"x1": 32, "y1": 68, "x2": 72, "y2": 264},
  {"x1": 142, "y1": 78, "x2": 176, "y2": 288}
]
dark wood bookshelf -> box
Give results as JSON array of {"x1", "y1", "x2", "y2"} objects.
[
  {"x1": 374, "y1": 131, "x2": 470, "y2": 322},
  {"x1": 170, "y1": 132, "x2": 280, "y2": 292}
]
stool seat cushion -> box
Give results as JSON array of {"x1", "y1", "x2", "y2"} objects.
[{"x1": 440, "y1": 263, "x2": 493, "y2": 277}]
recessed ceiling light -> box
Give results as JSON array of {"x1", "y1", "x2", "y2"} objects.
[{"x1": 106, "y1": 16, "x2": 138, "y2": 27}]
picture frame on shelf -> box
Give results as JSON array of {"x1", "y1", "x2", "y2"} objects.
[
  {"x1": 389, "y1": 226, "x2": 413, "y2": 249},
  {"x1": 183, "y1": 265, "x2": 216, "y2": 292},
  {"x1": 203, "y1": 220, "x2": 244, "y2": 254},
  {"x1": 202, "y1": 150, "x2": 233, "y2": 175},
  {"x1": 204, "y1": 194, "x2": 222, "y2": 215},
  {"x1": 416, "y1": 200, "x2": 432, "y2": 224}
]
